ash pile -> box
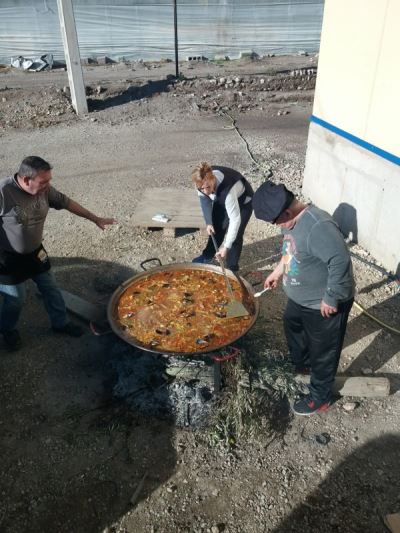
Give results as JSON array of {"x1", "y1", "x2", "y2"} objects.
[{"x1": 109, "y1": 339, "x2": 215, "y2": 428}]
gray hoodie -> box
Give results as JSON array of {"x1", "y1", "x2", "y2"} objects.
[{"x1": 281, "y1": 205, "x2": 354, "y2": 309}]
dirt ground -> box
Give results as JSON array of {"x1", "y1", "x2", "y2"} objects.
[{"x1": 0, "y1": 56, "x2": 399, "y2": 533}]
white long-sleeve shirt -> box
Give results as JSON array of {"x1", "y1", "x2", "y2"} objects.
[{"x1": 197, "y1": 169, "x2": 252, "y2": 249}]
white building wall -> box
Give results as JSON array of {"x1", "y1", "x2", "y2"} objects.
[{"x1": 303, "y1": 0, "x2": 400, "y2": 272}]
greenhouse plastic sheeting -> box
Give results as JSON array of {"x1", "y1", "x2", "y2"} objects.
[{"x1": 0, "y1": 0, "x2": 324, "y2": 64}]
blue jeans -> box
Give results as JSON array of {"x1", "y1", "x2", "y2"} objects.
[
  {"x1": 202, "y1": 200, "x2": 253, "y2": 271},
  {"x1": 0, "y1": 270, "x2": 67, "y2": 332}
]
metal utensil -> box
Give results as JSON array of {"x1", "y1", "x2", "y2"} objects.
[
  {"x1": 254, "y1": 287, "x2": 270, "y2": 298},
  {"x1": 210, "y1": 234, "x2": 249, "y2": 318}
]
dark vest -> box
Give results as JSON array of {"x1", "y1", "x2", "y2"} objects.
[{"x1": 211, "y1": 166, "x2": 254, "y2": 207}]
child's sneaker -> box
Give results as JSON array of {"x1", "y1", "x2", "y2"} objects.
[{"x1": 292, "y1": 394, "x2": 330, "y2": 416}]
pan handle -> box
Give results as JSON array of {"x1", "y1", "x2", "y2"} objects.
[
  {"x1": 212, "y1": 346, "x2": 241, "y2": 362},
  {"x1": 89, "y1": 320, "x2": 112, "y2": 336},
  {"x1": 140, "y1": 258, "x2": 162, "y2": 271}
]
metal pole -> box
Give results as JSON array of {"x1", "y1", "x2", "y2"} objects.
[{"x1": 173, "y1": 0, "x2": 179, "y2": 78}]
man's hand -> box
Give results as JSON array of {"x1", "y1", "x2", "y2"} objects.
[
  {"x1": 67, "y1": 200, "x2": 117, "y2": 230},
  {"x1": 320, "y1": 300, "x2": 337, "y2": 318},
  {"x1": 94, "y1": 217, "x2": 117, "y2": 230},
  {"x1": 264, "y1": 272, "x2": 281, "y2": 290},
  {"x1": 264, "y1": 258, "x2": 285, "y2": 289},
  {"x1": 215, "y1": 246, "x2": 228, "y2": 261},
  {"x1": 206, "y1": 224, "x2": 215, "y2": 235}
]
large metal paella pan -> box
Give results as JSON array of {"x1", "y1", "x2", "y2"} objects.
[{"x1": 107, "y1": 261, "x2": 259, "y2": 356}]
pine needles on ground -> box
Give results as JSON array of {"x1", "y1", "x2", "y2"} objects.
[{"x1": 208, "y1": 346, "x2": 297, "y2": 449}]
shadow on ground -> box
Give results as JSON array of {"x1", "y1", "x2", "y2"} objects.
[
  {"x1": 272, "y1": 434, "x2": 400, "y2": 532},
  {"x1": 88, "y1": 76, "x2": 175, "y2": 111},
  {"x1": 0, "y1": 257, "x2": 177, "y2": 533},
  {"x1": 343, "y1": 264, "x2": 400, "y2": 392}
]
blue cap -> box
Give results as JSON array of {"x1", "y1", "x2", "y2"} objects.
[{"x1": 252, "y1": 181, "x2": 294, "y2": 223}]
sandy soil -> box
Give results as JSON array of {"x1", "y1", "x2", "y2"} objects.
[{"x1": 0, "y1": 56, "x2": 399, "y2": 533}]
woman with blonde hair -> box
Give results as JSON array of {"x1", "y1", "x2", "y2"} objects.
[{"x1": 191, "y1": 162, "x2": 253, "y2": 272}]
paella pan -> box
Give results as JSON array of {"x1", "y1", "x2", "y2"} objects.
[{"x1": 107, "y1": 261, "x2": 259, "y2": 355}]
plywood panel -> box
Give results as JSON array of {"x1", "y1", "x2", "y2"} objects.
[{"x1": 130, "y1": 187, "x2": 204, "y2": 229}]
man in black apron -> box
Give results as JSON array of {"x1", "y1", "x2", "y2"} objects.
[{"x1": 0, "y1": 156, "x2": 116, "y2": 351}]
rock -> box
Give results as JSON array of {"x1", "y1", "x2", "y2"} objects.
[
  {"x1": 240, "y1": 51, "x2": 259, "y2": 60},
  {"x1": 214, "y1": 54, "x2": 230, "y2": 61},
  {"x1": 342, "y1": 402, "x2": 358, "y2": 412},
  {"x1": 361, "y1": 367, "x2": 373, "y2": 375},
  {"x1": 1, "y1": 97, "x2": 7, "y2": 102},
  {"x1": 313, "y1": 433, "x2": 331, "y2": 446},
  {"x1": 81, "y1": 58, "x2": 96, "y2": 66},
  {"x1": 97, "y1": 56, "x2": 113, "y2": 65}
]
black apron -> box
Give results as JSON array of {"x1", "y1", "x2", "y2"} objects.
[{"x1": 0, "y1": 244, "x2": 51, "y2": 285}]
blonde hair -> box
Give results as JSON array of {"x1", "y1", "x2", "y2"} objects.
[{"x1": 191, "y1": 162, "x2": 215, "y2": 188}]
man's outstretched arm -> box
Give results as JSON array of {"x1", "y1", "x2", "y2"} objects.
[{"x1": 66, "y1": 199, "x2": 117, "y2": 230}]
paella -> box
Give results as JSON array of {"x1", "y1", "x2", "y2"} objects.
[{"x1": 114, "y1": 267, "x2": 254, "y2": 353}]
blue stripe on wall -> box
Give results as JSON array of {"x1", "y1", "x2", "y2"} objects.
[{"x1": 310, "y1": 115, "x2": 400, "y2": 167}]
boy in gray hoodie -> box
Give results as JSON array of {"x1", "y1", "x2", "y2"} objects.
[{"x1": 253, "y1": 181, "x2": 354, "y2": 415}]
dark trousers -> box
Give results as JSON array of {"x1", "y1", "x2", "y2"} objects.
[
  {"x1": 283, "y1": 297, "x2": 354, "y2": 403},
  {"x1": 202, "y1": 201, "x2": 253, "y2": 271}
]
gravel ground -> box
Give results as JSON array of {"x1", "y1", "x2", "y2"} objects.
[{"x1": 0, "y1": 57, "x2": 399, "y2": 533}]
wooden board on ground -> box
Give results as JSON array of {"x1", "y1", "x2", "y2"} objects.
[
  {"x1": 239, "y1": 374, "x2": 390, "y2": 398},
  {"x1": 330, "y1": 375, "x2": 390, "y2": 397},
  {"x1": 61, "y1": 289, "x2": 107, "y2": 323},
  {"x1": 130, "y1": 187, "x2": 205, "y2": 236}
]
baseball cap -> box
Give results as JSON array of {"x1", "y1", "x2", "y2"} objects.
[{"x1": 252, "y1": 181, "x2": 294, "y2": 223}]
